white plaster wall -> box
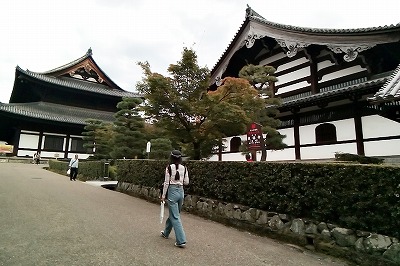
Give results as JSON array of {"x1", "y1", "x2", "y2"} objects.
[
  {"x1": 279, "y1": 128, "x2": 294, "y2": 146},
  {"x1": 208, "y1": 148, "x2": 295, "y2": 162},
  {"x1": 259, "y1": 52, "x2": 286, "y2": 66},
  {"x1": 266, "y1": 148, "x2": 295, "y2": 161},
  {"x1": 362, "y1": 115, "x2": 400, "y2": 138},
  {"x1": 334, "y1": 119, "x2": 356, "y2": 140},
  {"x1": 275, "y1": 67, "x2": 310, "y2": 87},
  {"x1": 301, "y1": 143, "x2": 358, "y2": 160},
  {"x1": 276, "y1": 57, "x2": 309, "y2": 72},
  {"x1": 276, "y1": 81, "x2": 310, "y2": 95},
  {"x1": 364, "y1": 139, "x2": 400, "y2": 157},
  {"x1": 320, "y1": 65, "x2": 365, "y2": 83},
  {"x1": 299, "y1": 119, "x2": 355, "y2": 145},
  {"x1": 17, "y1": 150, "x2": 37, "y2": 158},
  {"x1": 19, "y1": 134, "x2": 39, "y2": 149},
  {"x1": 317, "y1": 60, "x2": 334, "y2": 71}
]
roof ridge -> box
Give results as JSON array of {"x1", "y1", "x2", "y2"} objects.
[{"x1": 39, "y1": 49, "x2": 92, "y2": 75}]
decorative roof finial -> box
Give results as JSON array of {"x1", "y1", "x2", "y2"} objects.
[
  {"x1": 246, "y1": 4, "x2": 252, "y2": 18},
  {"x1": 245, "y1": 5, "x2": 265, "y2": 20},
  {"x1": 87, "y1": 48, "x2": 93, "y2": 56}
]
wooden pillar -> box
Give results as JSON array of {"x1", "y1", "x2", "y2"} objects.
[
  {"x1": 65, "y1": 135, "x2": 71, "y2": 159},
  {"x1": 292, "y1": 108, "x2": 301, "y2": 160},
  {"x1": 294, "y1": 117, "x2": 301, "y2": 160},
  {"x1": 37, "y1": 132, "x2": 43, "y2": 153},
  {"x1": 310, "y1": 61, "x2": 319, "y2": 94},
  {"x1": 12, "y1": 127, "x2": 21, "y2": 157},
  {"x1": 353, "y1": 102, "x2": 365, "y2": 156}
]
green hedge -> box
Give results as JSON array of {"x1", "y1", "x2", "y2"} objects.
[
  {"x1": 335, "y1": 152, "x2": 384, "y2": 164},
  {"x1": 116, "y1": 159, "x2": 400, "y2": 239},
  {"x1": 49, "y1": 159, "x2": 112, "y2": 181}
]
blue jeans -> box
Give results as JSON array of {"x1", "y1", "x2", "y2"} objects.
[{"x1": 163, "y1": 185, "x2": 186, "y2": 244}]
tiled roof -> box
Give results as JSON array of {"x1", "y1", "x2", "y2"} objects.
[
  {"x1": 39, "y1": 48, "x2": 123, "y2": 91},
  {"x1": 211, "y1": 6, "x2": 400, "y2": 75},
  {"x1": 17, "y1": 66, "x2": 142, "y2": 98},
  {"x1": 248, "y1": 9, "x2": 400, "y2": 35},
  {"x1": 368, "y1": 64, "x2": 400, "y2": 103},
  {"x1": 0, "y1": 102, "x2": 115, "y2": 125},
  {"x1": 280, "y1": 78, "x2": 387, "y2": 108},
  {"x1": 40, "y1": 48, "x2": 93, "y2": 75}
]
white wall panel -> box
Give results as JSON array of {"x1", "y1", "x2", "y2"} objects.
[
  {"x1": 299, "y1": 125, "x2": 316, "y2": 145},
  {"x1": 276, "y1": 57, "x2": 308, "y2": 72},
  {"x1": 362, "y1": 115, "x2": 400, "y2": 138},
  {"x1": 364, "y1": 139, "x2": 400, "y2": 157},
  {"x1": 278, "y1": 128, "x2": 294, "y2": 146},
  {"x1": 276, "y1": 81, "x2": 309, "y2": 95},
  {"x1": 299, "y1": 119, "x2": 356, "y2": 145},
  {"x1": 275, "y1": 67, "x2": 310, "y2": 86},
  {"x1": 266, "y1": 148, "x2": 295, "y2": 161},
  {"x1": 317, "y1": 60, "x2": 334, "y2": 71},
  {"x1": 19, "y1": 134, "x2": 39, "y2": 149},
  {"x1": 334, "y1": 119, "x2": 356, "y2": 140},
  {"x1": 301, "y1": 143, "x2": 357, "y2": 160},
  {"x1": 320, "y1": 65, "x2": 365, "y2": 82},
  {"x1": 259, "y1": 52, "x2": 286, "y2": 66}
]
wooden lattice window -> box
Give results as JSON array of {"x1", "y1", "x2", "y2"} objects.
[
  {"x1": 44, "y1": 135, "x2": 64, "y2": 151},
  {"x1": 70, "y1": 138, "x2": 86, "y2": 153},
  {"x1": 315, "y1": 123, "x2": 337, "y2": 144}
]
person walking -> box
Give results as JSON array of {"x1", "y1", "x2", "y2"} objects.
[
  {"x1": 35, "y1": 152, "x2": 41, "y2": 164},
  {"x1": 68, "y1": 154, "x2": 79, "y2": 181},
  {"x1": 160, "y1": 150, "x2": 189, "y2": 248}
]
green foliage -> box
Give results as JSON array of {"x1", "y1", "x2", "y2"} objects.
[
  {"x1": 48, "y1": 159, "x2": 110, "y2": 181},
  {"x1": 110, "y1": 97, "x2": 147, "y2": 159},
  {"x1": 82, "y1": 119, "x2": 114, "y2": 159},
  {"x1": 148, "y1": 138, "x2": 172, "y2": 159},
  {"x1": 136, "y1": 48, "x2": 268, "y2": 160},
  {"x1": 335, "y1": 152, "x2": 384, "y2": 164},
  {"x1": 239, "y1": 64, "x2": 287, "y2": 155},
  {"x1": 116, "y1": 159, "x2": 400, "y2": 239}
]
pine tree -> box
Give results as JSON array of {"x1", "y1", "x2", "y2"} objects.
[
  {"x1": 110, "y1": 97, "x2": 146, "y2": 159},
  {"x1": 239, "y1": 64, "x2": 287, "y2": 160}
]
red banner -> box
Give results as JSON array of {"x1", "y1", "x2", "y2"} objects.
[{"x1": 247, "y1": 122, "x2": 263, "y2": 150}]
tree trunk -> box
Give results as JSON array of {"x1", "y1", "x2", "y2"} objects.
[
  {"x1": 193, "y1": 142, "x2": 201, "y2": 160},
  {"x1": 260, "y1": 147, "x2": 267, "y2": 161}
]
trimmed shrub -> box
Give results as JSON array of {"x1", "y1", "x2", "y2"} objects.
[{"x1": 116, "y1": 159, "x2": 400, "y2": 239}]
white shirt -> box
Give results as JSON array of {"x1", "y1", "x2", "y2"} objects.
[
  {"x1": 161, "y1": 164, "x2": 189, "y2": 198},
  {"x1": 69, "y1": 158, "x2": 79, "y2": 168}
]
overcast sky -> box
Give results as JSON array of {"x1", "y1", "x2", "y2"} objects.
[{"x1": 0, "y1": 0, "x2": 399, "y2": 103}]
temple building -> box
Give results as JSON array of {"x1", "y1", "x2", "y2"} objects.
[
  {"x1": 208, "y1": 6, "x2": 400, "y2": 161},
  {"x1": 0, "y1": 49, "x2": 140, "y2": 159}
]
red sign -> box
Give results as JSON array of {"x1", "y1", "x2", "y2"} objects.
[{"x1": 247, "y1": 122, "x2": 263, "y2": 150}]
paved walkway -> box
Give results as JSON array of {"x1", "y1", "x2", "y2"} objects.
[{"x1": 0, "y1": 163, "x2": 349, "y2": 266}]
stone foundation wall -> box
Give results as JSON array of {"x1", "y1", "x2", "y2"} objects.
[{"x1": 117, "y1": 182, "x2": 400, "y2": 265}]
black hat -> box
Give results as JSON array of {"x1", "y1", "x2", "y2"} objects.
[{"x1": 170, "y1": 150, "x2": 182, "y2": 158}]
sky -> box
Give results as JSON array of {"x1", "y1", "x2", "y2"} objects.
[{"x1": 0, "y1": 0, "x2": 399, "y2": 103}]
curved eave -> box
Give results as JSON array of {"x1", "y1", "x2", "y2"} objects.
[
  {"x1": 0, "y1": 102, "x2": 116, "y2": 126},
  {"x1": 279, "y1": 78, "x2": 387, "y2": 111},
  {"x1": 15, "y1": 66, "x2": 142, "y2": 99},
  {"x1": 39, "y1": 49, "x2": 123, "y2": 91},
  {"x1": 368, "y1": 64, "x2": 400, "y2": 104},
  {"x1": 210, "y1": 7, "x2": 400, "y2": 85}
]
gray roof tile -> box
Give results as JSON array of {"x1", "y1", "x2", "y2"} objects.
[
  {"x1": 17, "y1": 66, "x2": 142, "y2": 98},
  {"x1": 369, "y1": 64, "x2": 400, "y2": 103},
  {"x1": 0, "y1": 102, "x2": 115, "y2": 125}
]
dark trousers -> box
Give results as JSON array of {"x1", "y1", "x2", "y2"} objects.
[{"x1": 70, "y1": 167, "x2": 78, "y2": 180}]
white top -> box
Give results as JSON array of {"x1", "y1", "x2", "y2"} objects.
[
  {"x1": 161, "y1": 164, "x2": 189, "y2": 198},
  {"x1": 69, "y1": 158, "x2": 79, "y2": 168}
]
